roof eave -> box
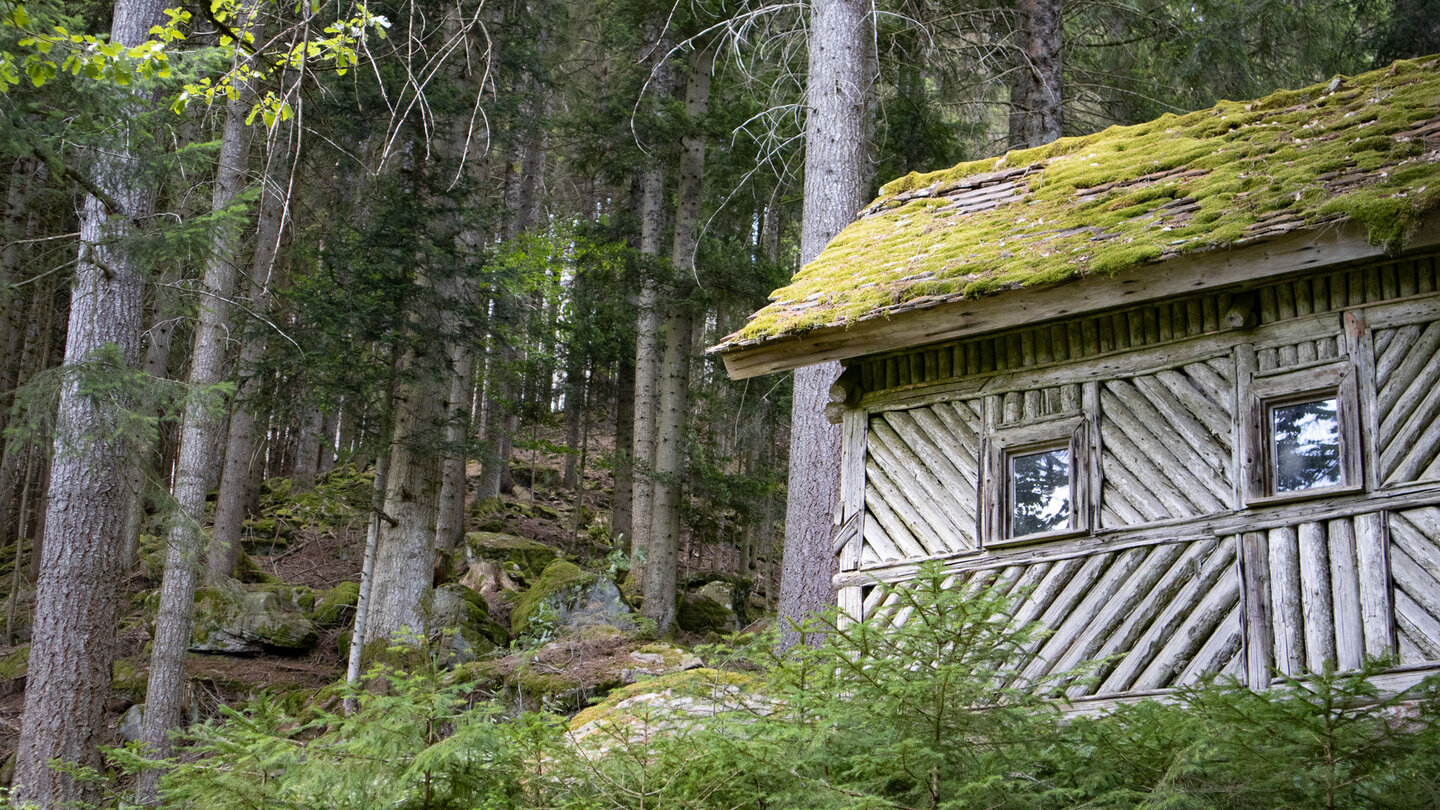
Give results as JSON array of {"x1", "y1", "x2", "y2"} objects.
[{"x1": 718, "y1": 212, "x2": 1440, "y2": 380}]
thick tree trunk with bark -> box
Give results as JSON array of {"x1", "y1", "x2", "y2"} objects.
[
  {"x1": 291, "y1": 399, "x2": 324, "y2": 491},
  {"x1": 434, "y1": 340, "x2": 474, "y2": 555},
  {"x1": 628, "y1": 33, "x2": 673, "y2": 574},
  {"x1": 361, "y1": 335, "x2": 446, "y2": 646},
  {"x1": 1008, "y1": 0, "x2": 1063, "y2": 149},
  {"x1": 13, "y1": 0, "x2": 166, "y2": 802},
  {"x1": 778, "y1": 0, "x2": 874, "y2": 650},
  {"x1": 642, "y1": 305, "x2": 692, "y2": 631},
  {"x1": 134, "y1": 90, "x2": 253, "y2": 805},
  {"x1": 643, "y1": 42, "x2": 712, "y2": 633},
  {"x1": 628, "y1": 170, "x2": 666, "y2": 569}
]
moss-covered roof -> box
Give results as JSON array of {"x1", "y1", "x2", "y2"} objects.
[{"x1": 717, "y1": 56, "x2": 1440, "y2": 352}]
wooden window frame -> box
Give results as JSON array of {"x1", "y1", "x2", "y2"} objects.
[
  {"x1": 981, "y1": 415, "x2": 1090, "y2": 547},
  {"x1": 1242, "y1": 360, "x2": 1363, "y2": 506}
]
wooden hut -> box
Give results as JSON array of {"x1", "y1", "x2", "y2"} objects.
[{"x1": 714, "y1": 56, "x2": 1440, "y2": 706}]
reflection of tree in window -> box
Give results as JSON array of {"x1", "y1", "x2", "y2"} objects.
[
  {"x1": 1270, "y1": 398, "x2": 1341, "y2": 492},
  {"x1": 1009, "y1": 448, "x2": 1071, "y2": 537}
]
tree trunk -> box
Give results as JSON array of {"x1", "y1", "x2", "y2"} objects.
[
  {"x1": 207, "y1": 129, "x2": 290, "y2": 581},
  {"x1": 611, "y1": 355, "x2": 635, "y2": 546},
  {"x1": 347, "y1": 346, "x2": 399, "y2": 695},
  {"x1": 134, "y1": 88, "x2": 253, "y2": 806},
  {"x1": 290, "y1": 399, "x2": 324, "y2": 491},
  {"x1": 628, "y1": 32, "x2": 674, "y2": 578},
  {"x1": 642, "y1": 305, "x2": 692, "y2": 632},
  {"x1": 629, "y1": 179, "x2": 665, "y2": 573},
  {"x1": 0, "y1": 158, "x2": 37, "y2": 410},
  {"x1": 1008, "y1": 0, "x2": 1063, "y2": 149},
  {"x1": 13, "y1": 0, "x2": 166, "y2": 802},
  {"x1": 476, "y1": 294, "x2": 518, "y2": 501},
  {"x1": 642, "y1": 42, "x2": 713, "y2": 633},
  {"x1": 361, "y1": 333, "x2": 446, "y2": 647},
  {"x1": 435, "y1": 340, "x2": 474, "y2": 555},
  {"x1": 777, "y1": 0, "x2": 874, "y2": 650},
  {"x1": 317, "y1": 408, "x2": 340, "y2": 475}
]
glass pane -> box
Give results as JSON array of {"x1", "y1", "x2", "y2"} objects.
[
  {"x1": 1009, "y1": 447, "x2": 1071, "y2": 537},
  {"x1": 1270, "y1": 398, "x2": 1341, "y2": 493}
]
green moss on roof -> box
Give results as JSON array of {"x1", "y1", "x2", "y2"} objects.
[{"x1": 726, "y1": 56, "x2": 1440, "y2": 347}]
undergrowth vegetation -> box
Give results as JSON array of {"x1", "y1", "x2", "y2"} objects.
[{"x1": 19, "y1": 563, "x2": 1440, "y2": 809}]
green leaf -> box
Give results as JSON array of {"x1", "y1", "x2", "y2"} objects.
[{"x1": 24, "y1": 57, "x2": 49, "y2": 87}]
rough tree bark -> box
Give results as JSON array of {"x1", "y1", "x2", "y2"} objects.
[
  {"x1": 1008, "y1": 0, "x2": 1063, "y2": 149},
  {"x1": 777, "y1": 0, "x2": 874, "y2": 650},
  {"x1": 643, "y1": 42, "x2": 713, "y2": 633},
  {"x1": 434, "y1": 338, "x2": 475, "y2": 555},
  {"x1": 290, "y1": 399, "x2": 324, "y2": 491},
  {"x1": 13, "y1": 0, "x2": 167, "y2": 801},
  {"x1": 134, "y1": 87, "x2": 254, "y2": 806},
  {"x1": 207, "y1": 130, "x2": 291, "y2": 580},
  {"x1": 360, "y1": 324, "x2": 447, "y2": 647},
  {"x1": 611, "y1": 355, "x2": 636, "y2": 544},
  {"x1": 628, "y1": 32, "x2": 673, "y2": 572}
]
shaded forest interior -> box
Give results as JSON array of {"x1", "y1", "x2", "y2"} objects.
[{"x1": 1, "y1": 0, "x2": 1440, "y2": 803}]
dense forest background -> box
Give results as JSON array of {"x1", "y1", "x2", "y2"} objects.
[{"x1": 0, "y1": 0, "x2": 1439, "y2": 804}]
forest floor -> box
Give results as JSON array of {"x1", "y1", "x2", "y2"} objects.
[{"x1": 0, "y1": 424, "x2": 760, "y2": 772}]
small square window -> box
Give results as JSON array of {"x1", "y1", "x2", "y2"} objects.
[
  {"x1": 1008, "y1": 445, "x2": 1073, "y2": 537},
  {"x1": 1243, "y1": 360, "x2": 1362, "y2": 505},
  {"x1": 982, "y1": 415, "x2": 1090, "y2": 546},
  {"x1": 1268, "y1": 397, "x2": 1342, "y2": 493}
]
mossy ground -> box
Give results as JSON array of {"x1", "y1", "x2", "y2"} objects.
[
  {"x1": 0, "y1": 645, "x2": 27, "y2": 680},
  {"x1": 732, "y1": 55, "x2": 1440, "y2": 344}
]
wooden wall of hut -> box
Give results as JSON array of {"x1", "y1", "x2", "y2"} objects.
[{"x1": 834, "y1": 250, "x2": 1440, "y2": 705}]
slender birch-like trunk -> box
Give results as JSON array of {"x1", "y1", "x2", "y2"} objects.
[
  {"x1": 346, "y1": 346, "x2": 399, "y2": 694},
  {"x1": 13, "y1": 0, "x2": 167, "y2": 801},
  {"x1": 777, "y1": 0, "x2": 874, "y2": 650},
  {"x1": 611, "y1": 355, "x2": 636, "y2": 545}
]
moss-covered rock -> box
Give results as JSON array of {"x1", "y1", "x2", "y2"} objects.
[
  {"x1": 511, "y1": 560, "x2": 588, "y2": 635},
  {"x1": 463, "y1": 531, "x2": 559, "y2": 584},
  {"x1": 111, "y1": 657, "x2": 147, "y2": 703},
  {"x1": 313, "y1": 581, "x2": 361, "y2": 626},
  {"x1": 257, "y1": 584, "x2": 315, "y2": 613},
  {"x1": 510, "y1": 560, "x2": 637, "y2": 637},
  {"x1": 676, "y1": 594, "x2": 735, "y2": 634},
  {"x1": 190, "y1": 587, "x2": 320, "y2": 655},
  {"x1": 261, "y1": 466, "x2": 374, "y2": 531},
  {"x1": 467, "y1": 497, "x2": 508, "y2": 532},
  {"x1": 569, "y1": 668, "x2": 765, "y2": 735},
  {"x1": 429, "y1": 583, "x2": 509, "y2": 664},
  {"x1": 512, "y1": 666, "x2": 584, "y2": 711},
  {"x1": 511, "y1": 465, "x2": 563, "y2": 489},
  {"x1": 234, "y1": 551, "x2": 282, "y2": 584}
]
